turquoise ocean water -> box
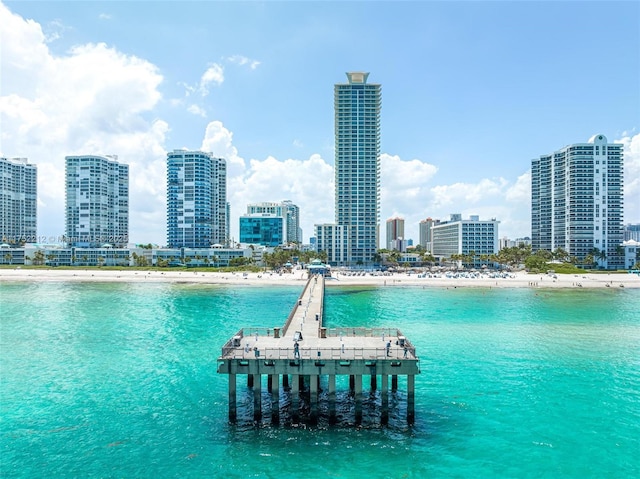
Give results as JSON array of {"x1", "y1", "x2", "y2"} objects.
[{"x1": 1, "y1": 281, "x2": 639, "y2": 478}]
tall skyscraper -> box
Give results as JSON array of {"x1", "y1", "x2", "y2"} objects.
[
  {"x1": 386, "y1": 217, "x2": 405, "y2": 250},
  {"x1": 334, "y1": 71, "x2": 381, "y2": 265},
  {"x1": 531, "y1": 134, "x2": 624, "y2": 269},
  {"x1": 0, "y1": 157, "x2": 37, "y2": 244},
  {"x1": 65, "y1": 155, "x2": 128, "y2": 247},
  {"x1": 166, "y1": 150, "x2": 227, "y2": 248}
]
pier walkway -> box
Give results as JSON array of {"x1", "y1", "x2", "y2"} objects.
[{"x1": 218, "y1": 274, "x2": 420, "y2": 425}]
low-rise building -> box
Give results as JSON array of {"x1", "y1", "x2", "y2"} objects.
[{"x1": 432, "y1": 214, "x2": 499, "y2": 265}]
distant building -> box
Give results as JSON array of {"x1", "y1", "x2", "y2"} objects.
[
  {"x1": 167, "y1": 150, "x2": 227, "y2": 248},
  {"x1": 315, "y1": 72, "x2": 381, "y2": 267},
  {"x1": 418, "y1": 218, "x2": 440, "y2": 251},
  {"x1": 624, "y1": 224, "x2": 640, "y2": 242},
  {"x1": 499, "y1": 236, "x2": 532, "y2": 250},
  {"x1": 386, "y1": 217, "x2": 405, "y2": 250},
  {"x1": 390, "y1": 237, "x2": 407, "y2": 253},
  {"x1": 432, "y1": 214, "x2": 499, "y2": 264},
  {"x1": 531, "y1": 134, "x2": 624, "y2": 269},
  {"x1": 0, "y1": 157, "x2": 37, "y2": 245},
  {"x1": 65, "y1": 155, "x2": 128, "y2": 248}
]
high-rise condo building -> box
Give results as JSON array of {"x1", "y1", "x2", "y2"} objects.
[
  {"x1": 531, "y1": 134, "x2": 624, "y2": 269},
  {"x1": 386, "y1": 217, "x2": 404, "y2": 250},
  {"x1": 167, "y1": 150, "x2": 227, "y2": 248},
  {"x1": 333, "y1": 71, "x2": 381, "y2": 266},
  {"x1": 0, "y1": 157, "x2": 37, "y2": 244},
  {"x1": 65, "y1": 155, "x2": 128, "y2": 248}
]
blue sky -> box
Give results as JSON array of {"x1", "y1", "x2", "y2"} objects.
[{"x1": 1, "y1": 1, "x2": 639, "y2": 246}]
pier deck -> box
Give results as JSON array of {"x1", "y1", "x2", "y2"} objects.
[{"x1": 217, "y1": 274, "x2": 420, "y2": 424}]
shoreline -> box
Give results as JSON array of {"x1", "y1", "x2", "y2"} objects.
[{"x1": 1, "y1": 268, "x2": 639, "y2": 289}]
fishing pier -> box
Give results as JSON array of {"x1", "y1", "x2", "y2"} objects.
[{"x1": 217, "y1": 274, "x2": 420, "y2": 425}]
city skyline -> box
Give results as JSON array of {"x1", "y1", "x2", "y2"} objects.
[{"x1": 1, "y1": 1, "x2": 638, "y2": 246}]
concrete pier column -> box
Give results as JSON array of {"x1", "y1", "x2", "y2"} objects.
[
  {"x1": 228, "y1": 373, "x2": 237, "y2": 423},
  {"x1": 247, "y1": 374, "x2": 254, "y2": 388},
  {"x1": 309, "y1": 375, "x2": 319, "y2": 424},
  {"x1": 391, "y1": 374, "x2": 398, "y2": 392},
  {"x1": 270, "y1": 374, "x2": 279, "y2": 425},
  {"x1": 349, "y1": 375, "x2": 355, "y2": 394},
  {"x1": 253, "y1": 374, "x2": 262, "y2": 422},
  {"x1": 267, "y1": 375, "x2": 273, "y2": 391},
  {"x1": 381, "y1": 374, "x2": 389, "y2": 425},
  {"x1": 299, "y1": 375, "x2": 305, "y2": 392},
  {"x1": 282, "y1": 374, "x2": 289, "y2": 390},
  {"x1": 407, "y1": 374, "x2": 415, "y2": 425},
  {"x1": 328, "y1": 374, "x2": 336, "y2": 424},
  {"x1": 354, "y1": 374, "x2": 363, "y2": 425},
  {"x1": 370, "y1": 374, "x2": 377, "y2": 391},
  {"x1": 291, "y1": 374, "x2": 300, "y2": 423}
]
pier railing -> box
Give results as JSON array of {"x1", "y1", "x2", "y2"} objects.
[
  {"x1": 282, "y1": 275, "x2": 313, "y2": 336},
  {"x1": 326, "y1": 327, "x2": 402, "y2": 338},
  {"x1": 220, "y1": 327, "x2": 280, "y2": 357},
  {"x1": 222, "y1": 345, "x2": 417, "y2": 361}
]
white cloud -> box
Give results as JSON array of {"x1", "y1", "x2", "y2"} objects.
[
  {"x1": 228, "y1": 154, "x2": 334, "y2": 243},
  {"x1": 0, "y1": 2, "x2": 167, "y2": 244},
  {"x1": 227, "y1": 55, "x2": 261, "y2": 70},
  {"x1": 99, "y1": 13, "x2": 112, "y2": 20},
  {"x1": 43, "y1": 19, "x2": 68, "y2": 43},
  {"x1": 201, "y1": 120, "x2": 246, "y2": 177},
  {"x1": 187, "y1": 104, "x2": 207, "y2": 117},
  {"x1": 616, "y1": 132, "x2": 640, "y2": 223},
  {"x1": 199, "y1": 64, "x2": 224, "y2": 95}
]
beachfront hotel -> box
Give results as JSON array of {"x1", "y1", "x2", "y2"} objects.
[
  {"x1": 65, "y1": 155, "x2": 128, "y2": 248},
  {"x1": 431, "y1": 214, "x2": 499, "y2": 265},
  {"x1": 386, "y1": 217, "x2": 405, "y2": 251},
  {"x1": 166, "y1": 150, "x2": 227, "y2": 248},
  {"x1": 531, "y1": 134, "x2": 624, "y2": 269},
  {"x1": 315, "y1": 72, "x2": 381, "y2": 266},
  {"x1": 0, "y1": 157, "x2": 37, "y2": 245}
]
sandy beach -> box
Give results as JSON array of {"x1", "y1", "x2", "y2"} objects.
[{"x1": 1, "y1": 267, "x2": 639, "y2": 289}]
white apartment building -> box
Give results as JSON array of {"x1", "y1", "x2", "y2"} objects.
[
  {"x1": 65, "y1": 155, "x2": 128, "y2": 248},
  {"x1": 531, "y1": 134, "x2": 624, "y2": 269},
  {"x1": 314, "y1": 223, "x2": 349, "y2": 266},
  {"x1": 0, "y1": 157, "x2": 37, "y2": 244}
]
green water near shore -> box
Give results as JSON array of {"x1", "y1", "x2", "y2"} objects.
[{"x1": 1, "y1": 282, "x2": 639, "y2": 478}]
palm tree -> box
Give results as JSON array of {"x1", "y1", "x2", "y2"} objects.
[
  {"x1": 4, "y1": 252, "x2": 12, "y2": 265},
  {"x1": 33, "y1": 250, "x2": 45, "y2": 265},
  {"x1": 553, "y1": 247, "x2": 569, "y2": 262}
]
